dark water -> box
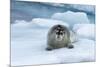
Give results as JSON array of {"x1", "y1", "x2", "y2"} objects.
[{"x1": 10, "y1": 1, "x2": 95, "y2": 23}]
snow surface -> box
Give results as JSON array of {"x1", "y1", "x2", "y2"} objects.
[
  {"x1": 11, "y1": 11, "x2": 95, "y2": 66},
  {"x1": 51, "y1": 11, "x2": 90, "y2": 26},
  {"x1": 31, "y1": 18, "x2": 69, "y2": 28},
  {"x1": 73, "y1": 24, "x2": 95, "y2": 40}
]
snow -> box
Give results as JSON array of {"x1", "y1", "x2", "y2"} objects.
[
  {"x1": 51, "y1": 11, "x2": 90, "y2": 26},
  {"x1": 70, "y1": 30, "x2": 78, "y2": 43},
  {"x1": 73, "y1": 24, "x2": 95, "y2": 40},
  {"x1": 31, "y1": 18, "x2": 69, "y2": 28},
  {"x1": 11, "y1": 17, "x2": 95, "y2": 66},
  {"x1": 13, "y1": 18, "x2": 69, "y2": 28}
]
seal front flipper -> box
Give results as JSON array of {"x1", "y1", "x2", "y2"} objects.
[
  {"x1": 46, "y1": 46, "x2": 53, "y2": 51},
  {"x1": 67, "y1": 44, "x2": 74, "y2": 49}
]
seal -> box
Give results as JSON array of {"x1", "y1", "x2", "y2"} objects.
[{"x1": 46, "y1": 24, "x2": 74, "y2": 51}]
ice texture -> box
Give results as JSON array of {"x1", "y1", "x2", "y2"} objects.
[
  {"x1": 51, "y1": 11, "x2": 90, "y2": 26},
  {"x1": 11, "y1": 17, "x2": 95, "y2": 66}
]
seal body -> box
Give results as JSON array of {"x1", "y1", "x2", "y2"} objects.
[{"x1": 46, "y1": 24, "x2": 74, "y2": 50}]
